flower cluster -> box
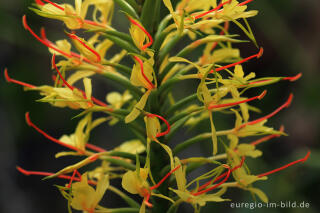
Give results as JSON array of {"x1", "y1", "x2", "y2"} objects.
[{"x1": 7, "y1": 0, "x2": 309, "y2": 212}]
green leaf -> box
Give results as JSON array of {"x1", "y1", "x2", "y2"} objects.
[
  {"x1": 102, "y1": 33, "x2": 140, "y2": 54},
  {"x1": 114, "y1": 0, "x2": 139, "y2": 20},
  {"x1": 140, "y1": 0, "x2": 161, "y2": 34}
]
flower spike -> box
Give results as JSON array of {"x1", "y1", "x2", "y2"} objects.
[
  {"x1": 238, "y1": 94, "x2": 293, "y2": 129},
  {"x1": 147, "y1": 113, "x2": 171, "y2": 137},
  {"x1": 133, "y1": 55, "x2": 155, "y2": 89},
  {"x1": 52, "y1": 54, "x2": 74, "y2": 91},
  {"x1": 208, "y1": 90, "x2": 267, "y2": 110},
  {"x1": 257, "y1": 151, "x2": 311, "y2": 177},
  {"x1": 128, "y1": 17, "x2": 153, "y2": 50},
  {"x1": 4, "y1": 68, "x2": 36, "y2": 88},
  {"x1": 212, "y1": 48, "x2": 264, "y2": 73},
  {"x1": 25, "y1": 112, "x2": 84, "y2": 153}
]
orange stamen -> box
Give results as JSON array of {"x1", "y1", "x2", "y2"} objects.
[
  {"x1": 67, "y1": 169, "x2": 78, "y2": 188},
  {"x1": 282, "y1": 73, "x2": 302, "y2": 81},
  {"x1": 85, "y1": 143, "x2": 107, "y2": 153},
  {"x1": 192, "y1": 167, "x2": 231, "y2": 196},
  {"x1": 25, "y1": 112, "x2": 84, "y2": 153},
  {"x1": 247, "y1": 73, "x2": 302, "y2": 86},
  {"x1": 147, "y1": 113, "x2": 171, "y2": 137},
  {"x1": 194, "y1": 0, "x2": 232, "y2": 20},
  {"x1": 250, "y1": 125, "x2": 284, "y2": 146},
  {"x1": 67, "y1": 33, "x2": 101, "y2": 63},
  {"x1": 144, "y1": 193, "x2": 153, "y2": 208},
  {"x1": 238, "y1": 94, "x2": 293, "y2": 129},
  {"x1": 128, "y1": 17, "x2": 153, "y2": 50},
  {"x1": 23, "y1": 16, "x2": 72, "y2": 58},
  {"x1": 133, "y1": 56, "x2": 155, "y2": 89},
  {"x1": 211, "y1": 48, "x2": 263, "y2": 73},
  {"x1": 196, "y1": 156, "x2": 245, "y2": 192},
  {"x1": 17, "y1": 167, "x2": 97, "y2": 185},
  {"x1": 208, "y1": 90, "x2": 266, "y2": 110},
  {"x1": 150, "y1": 165, "x2": 181, "y2": 190},
  {"x1": 4, "y1": 68, "x2": 36, "y2": 89},
  {"x1": 41, "y1": 0, "x2": 65, "y2": 11},
  {"x1": 35, "y1": 0, "x2": 45, "y2": 6},
  {"x1": 257, "y1": 151, "x2": 310, "y2": 177},
  {"x1": 52, "y1": 54, "x2": 74, "y2": 91},
  {"x1": 239, "y1": 0, "x2": 256, "y2": 6}
]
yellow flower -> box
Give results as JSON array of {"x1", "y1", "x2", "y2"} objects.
[{"x1": 71, "y1": 173, "x2": 109, "y2": 212}]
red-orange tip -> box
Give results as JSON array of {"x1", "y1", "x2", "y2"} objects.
[{"x1": 258, "y1": 90, "x2": 267, "y2": 100}]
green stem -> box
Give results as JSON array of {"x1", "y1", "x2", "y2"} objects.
[
  {"x1": 100, "y1": 156, "x2": 136, "y2": 170},
  {"x1": 108, "y1": 185, "x2": 140, "y2": 208},
  {"x1": 173, "y1": 130, "x2": 232, "y2": 154}
]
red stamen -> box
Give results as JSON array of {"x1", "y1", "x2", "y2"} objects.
[
  {"x1": 192, "y1": 167, "x2": 231, "y2": 196},
  {"x1": 239, "y1": 0, "x2": 256, "y2": 6},
  {"x1": 250, "y1": 125, "x2": 284, "y2": 146},
  {"x1": 144, "y1": 193, "x2": 153, "y2": 208},
  {"x1": 194, "y1": 0, "x2": 232, "y2": 20},
  {"x1": 282, "y1": 73, "x2": 302, "y2": 82},
  {"x1": 147, "y1": 113, "x2": 171, "y2": 137},
  {"x1": 211, "y1": 48, "x2": 263, "y2": 73},
  {"x1": 67, "y1": 33, "x2": 101, "y2": 63},
  {"x1": 128, "y1": 17, "x2": 153, "y2": 50},
  {"x1": 52, "y1": 54, "x2": 74, "y2": 91},
  {"x1": 88, "y1": 154, "x2": 100, "y2": 162},
  {"x1": 150, "y1": 165, "x2": 181, "y2": 190},
  {"x1": 247, "y1": 73, "x2": 302, "y2": 86},
  {"x1": 83, "y1": 19, "x2": 107, "y2": 28},
  {"x1": 23, "y1": 16, "x2": 72, "y2": 58},
  {"x1": 25, "y1": 112, "x2": 84, "y2": 153},
  {"x1": 257, "y1": 151, "x2": 311, "y2": 177},
  {"x1": 41, "y1": 0, "x2": 65, "y2": 11},
  {"x1": 67, "y1": 170, "x2": 78, "y2": 188},
  {"x1": 208, "y1": 90, "x2": 266, "y2": 110},
  {"x1": 85, "y1": 143, "x2": 107, "y2": 153},
  {"x1": 4, "y1": 68, "x2": 36, "y2": 88},
  {"x1": 17, "y1": 166, "x2": 97, "y2": 185},
  {"x1": 35, "y1": 0, "x2": 45, "y2": 6},
  {"x1": 197, "y1": 157, "x2": 245, "y2": 192},
  {"x1": 238, "y1": 94, "x2": 293, "y2": 129},
  {"x1": 133, "y1": 56, "x2": 155, "y2": 90}
]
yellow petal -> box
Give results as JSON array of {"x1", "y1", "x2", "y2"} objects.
[
  {"x1": 83, "y1": 77, "x2": 92, "y2": 100},
  {"x1": 125, "y1": 90, "x2": 151, "y2": 123}
]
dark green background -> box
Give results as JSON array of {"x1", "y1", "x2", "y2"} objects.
[{"x1": 0, "y1": 0, "x2": 319, "y2": 212}]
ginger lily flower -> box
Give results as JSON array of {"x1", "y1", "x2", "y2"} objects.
[{"x1": 31, "y1": 0, "x2": 114, "y2": 30}]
